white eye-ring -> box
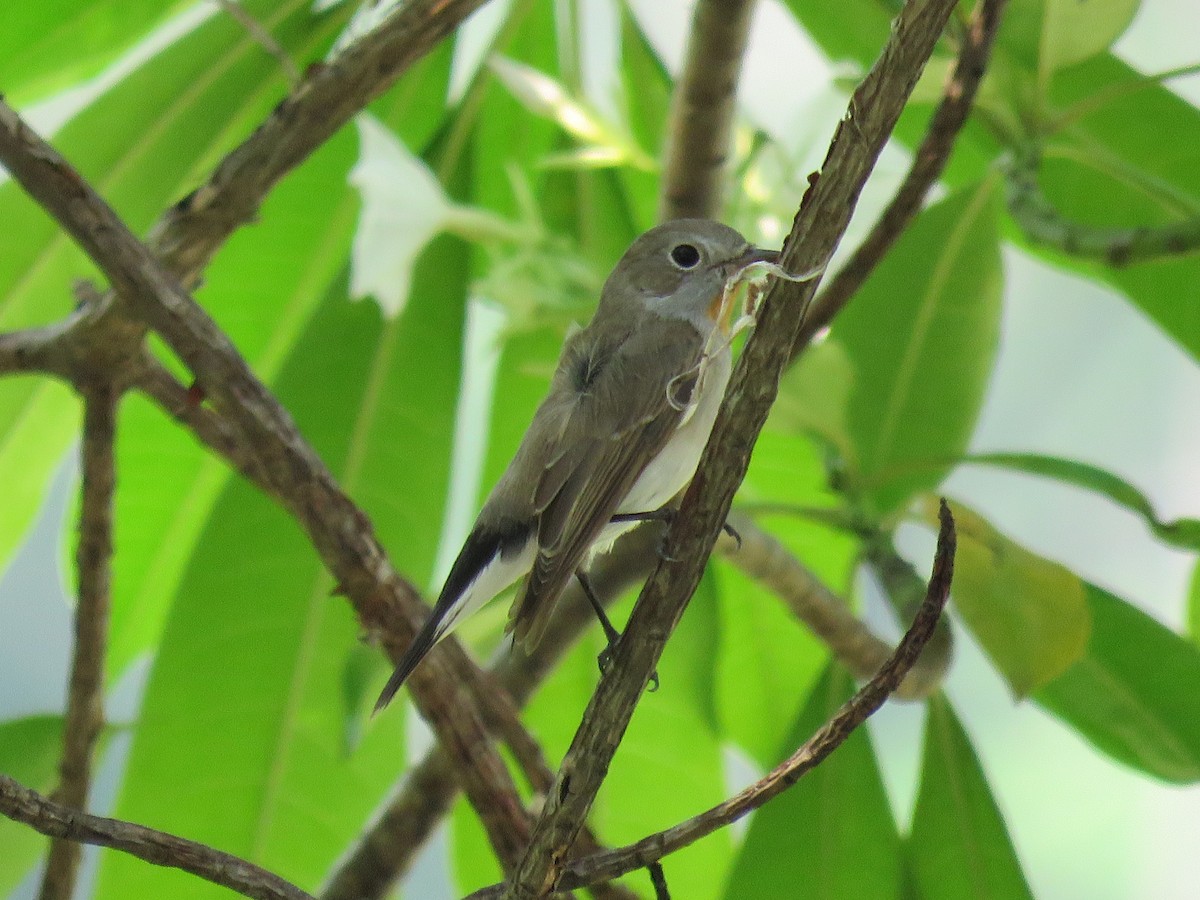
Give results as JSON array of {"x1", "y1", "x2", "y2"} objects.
[{"x1": 669, "y1": 243, "x2": 701, "y2": 269}]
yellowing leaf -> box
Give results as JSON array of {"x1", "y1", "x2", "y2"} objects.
[{"x1": 927, "y1": 498, "x2": 1090, "y2": 696}]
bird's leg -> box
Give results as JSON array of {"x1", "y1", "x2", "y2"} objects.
[
  {"x1": 576, "y1": 569, "x2": 659, "y2": 691},
  {"x1": 611, "y1": 506, "x2": 742, "y2": 551}
]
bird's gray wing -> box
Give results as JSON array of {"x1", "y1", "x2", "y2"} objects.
[{"x1": 507, "y1": 316, "x2": 707, "y2": 648}]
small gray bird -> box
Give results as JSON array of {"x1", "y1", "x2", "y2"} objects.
[{"x1": 375, "y1": 219, "x2": 778, "y2": 711}]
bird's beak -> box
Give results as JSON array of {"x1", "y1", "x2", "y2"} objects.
[{"x1": 719, "y1": 245, "x2": 780, "y2": 280}]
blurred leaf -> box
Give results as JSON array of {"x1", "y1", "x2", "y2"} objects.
[
  {"x1": 908, "y1": 697, "x2": 1034, "y2": 900},
  {"x1": 104, "y1": 31, "x2": 450, "y2": 682},
  {"x1": 719, "y1": 428, "x2": 850, "y2": 765},
  {"x1": 348, "y1": 114, "x2": 450, "y2": 316},
  {"x1": 998, "y1": 0, "x2": 1139, "y2": 79},
  {"x1": 98, "y1": 217, "x2": 468, "y2": 894},
  {"x1": 966, "y1": 452, "x2": 1200, "y2": 551},
  {"x1": 770, "y1": 337, "x2": 857, "y2": 468},
  {"x1": 722, "y1": 666, "x2": 901, "y2": 899},
  {"x1": 0, "y1": 0, "x2": 192, "y2": 104},
  {"x1": 835, "y1": 181, "x2": 1003, "y2": 515},
  {"x1": 1036, "y1": 584, "x2": 1200, "y2": 783},
  {"x1": 933, "y1": 499, "x2": 1090, "y2": 697},
  {"x1": 0, "y1": 715, "x2": 64, "y2": 894},
  {"x1": 0, "y1": 0, "x2": 349, "y2": 586},
  {"x1": 488, "y1": 56, "x2": 654, "y2": 171},
  {"x1": 1189, "y1": 561, "x2": 1200, "y2": 646}
]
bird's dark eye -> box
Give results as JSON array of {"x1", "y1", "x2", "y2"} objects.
[{"x1": 669, "y1": 243, "x2": 701, "y2": 269}]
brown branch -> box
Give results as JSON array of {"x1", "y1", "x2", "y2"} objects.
[
  {"x1": 148, "y1": 0, "x2": 493, "y2": 286},
  {"x1": 504, "y1": 0, "x2": 960, "y2": 895},
  {"x1": 0, "y1": 775, "x2": 312, "y2": 900},
  {"x1": 0, "y1": 101, "x2": 536, "y2": 875},
  {"x1": 1005, "y1": 148, "x2": 1200, "y2": 266},
  {"x1": 553, "y1": 501, "x2": 956, "y2": 890},
  {"x1": 658, "y1": 0, "x2": 759, "y2": 220},
  {"x1": 793, "y1": 0, "x2": 1008, "y2": 354},
  {"x1": 38, "y1": 382, "x2": 119, "y2": 900},
  {"x1": 724, "y1": 513, "x2": 949, "y2": 699}
]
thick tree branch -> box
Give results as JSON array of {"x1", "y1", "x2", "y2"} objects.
[
  {"x1": 38, "y1": 383, "x2": 119, "y2": 900},
  {"x1": 553, "y1": 502, "x2": 955, "y2": 890},
  {"x1": 0, "y1": 100, "x2": 536, "y2": 874},
  {"x1": 0, "y1": 775, "x2": 311, "y2": 900},
  {"x1": 658, "y1": 0, "x2": 759, "y2": 220},
  {"x1": 504, "y1": 0, "x2": 959, "y2": 895},
  {"x1": 794, "y1": 0, "x2": 1008, "y2": 353}
]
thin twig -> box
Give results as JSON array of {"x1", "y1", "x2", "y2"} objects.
[
  {"x1": 0, "y1": 775, "x2": 312, "y2": 900},
  {"x1": 0, "y1": 100, "x2": 536, "y2": 874},
  {"x1": 658, "y1": 0, "x2": 759, "y2": 220},
  {"x1": 794, "y1": 0, "x2": 1008, "y2": 354},
  {"x1": 504, "y1": 0, "x2": 960, "y2": 894},
  {"x1": 554, "y1": 501, "x2": 955, "y2": 890},
  {"x1": 38, "y1": 382, "x2": 119, "y2": 900},
  {"x1": 213, "y1": 0, "x2": 302, "y2": 84}
]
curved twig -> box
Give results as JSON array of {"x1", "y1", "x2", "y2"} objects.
[
  {"x1": 0, "y1": 775, "x2": 312, "y2": 900},
  {"x1": 553, "y1": 501, "x2": 955, "y2": 890}
]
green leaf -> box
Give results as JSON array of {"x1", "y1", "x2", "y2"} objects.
[
  {"x1": 770, "y1": 338, "x2": 857, "y2": 467},
  {"x1": 1188, "y1": 560, "x2": 1200, "y2": 646},
  {"x1": 722, "y1": 665, "x2": 901, "y2": 900},
  {"x1": 0, "y1": 0, "x2": 192, "y2": 104},
  {"x1": 1036, "y1": 584, "x2": 1200, "y2": 783},
  {"x1": 0, "y1": 716, "x2": 65, "y2": 894},
  {"x1": 835, "y1": 181, "x2": 1003, "y2": 515},
  {"x1": 965, "y1": 452, "x2": 1200, "y2": 551},
  {"x1": 998, "y1": 0, "x2": 1139, "y2": 81},
  {"x1": 908, "y1": 697, "x2": 1034, "y2": 900},
  {"x1": 98, "y1": 220, "x2": 468, "y2": 895},
  {"x1": 0, "y1": 0, "x2": 348, "y2": 583},
  {"x1": 936, "y1": 499, "x2": 1090, "y2": 697}
]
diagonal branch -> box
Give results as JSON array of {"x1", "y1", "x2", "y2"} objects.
[
  {"x1": 320, "y1": 526, "x2": 666, "y2": 900},
  {"x1": 553, "y1": 501, "x2": 956, "y2": 891},
  {"x1": 658, "y1": 0, "x2": 759, "y2": 220},
  {"x1": 793, "y1": 0, "x2": 1008, "y2": 354},
  {"x1": 504, "y1": 0, "x2": 960, "y2": 894},
  {"x1": 0, "y1": 100, "x2": 536, "y2": 874},
  {"x1": 37, "y1": 382, "x2": 120, "y2": 900},
  {"x1": 0, "y1": 775, "x2": 311, "y2": 900}
]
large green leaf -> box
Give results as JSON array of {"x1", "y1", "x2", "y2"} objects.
[
  {"x1": 0, "y1": 0, "x2": 193, "y2": 104},
  {"x1": 834, "y1": 181, "x2": 1003, "y2": 515},
  {"x1": 97, "y1": 220, "x2": 468, "y2": 895},
  {"x1": 104, "y1": 25, "x2": 451, "y2": 680},
  {"x1": 965, "y1": 452, "x2": 1200, "y2": 551},
  {"x1": 0, "y1": 716, "x2": 63, "y2": 895},
  {"x1": 908, "y1": 697, "x2": 1034, "y2": 900},
  {"x1": 0, "y1": 0, "x2": 347, "y2": 583},
  {"x1": 722, "y1": 665, "x2": 901, "y2": 900},
  {"x1": 1036, "y1": 585, "x2": 1200, "y2": 784},
  {"x1": 997, "y1": 0, "x2": 1139, "y2": 82},
  {"x1": 941, "y1": 500, "x2": 1090, "y2": 697}
]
